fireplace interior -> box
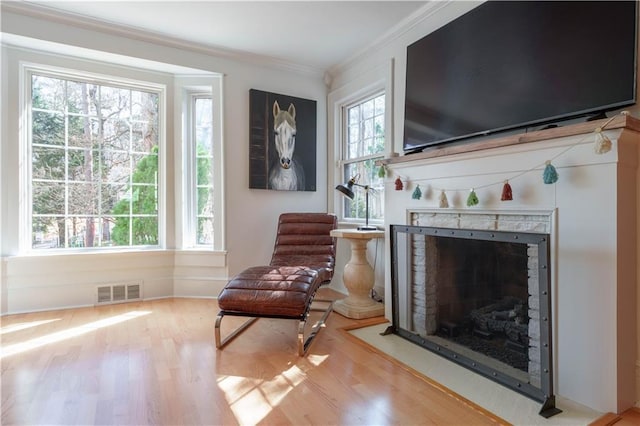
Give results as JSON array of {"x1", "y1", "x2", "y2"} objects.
[{"x1": 389, "y1": 225, "x2": 560, "y2": 417}]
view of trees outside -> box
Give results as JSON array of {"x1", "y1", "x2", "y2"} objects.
[
  {"x1": 343, "y1": 93, "x2": 385, "y2": 221},
  {"x1": 31, "y1": 73, "x2": 159, "y2": 249},
  {"x1": 194, "y1": 97, "x2": 214, "y2": 245}
]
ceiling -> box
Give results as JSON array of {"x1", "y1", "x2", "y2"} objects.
[{"x1": 17, "y1": 1, "x2": 429, "y2": 73}]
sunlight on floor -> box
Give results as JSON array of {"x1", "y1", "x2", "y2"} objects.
[
  {"x1": 305, "y1": 353, "x2": 329, "y2": 366},
  {"x1": 218, "y1": 360, "x2": 327, "y2": 424},
  {"x1": 0, "y1": 318, "x2": 61, "y2": 335},
  {"x1": 0, "y1": 310, "x2": 151, "y2": 358}
]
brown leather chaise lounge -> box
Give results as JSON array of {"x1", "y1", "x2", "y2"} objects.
[{"x1": 216, "y1": 213, "x2": 338, "y2": 356}]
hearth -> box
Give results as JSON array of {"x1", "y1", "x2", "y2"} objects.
[{"x1": 388, "y1": 225, "x2": 560, "y2": 417}]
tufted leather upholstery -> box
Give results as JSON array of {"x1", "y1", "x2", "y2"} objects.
[
  {"x1": 269, "y1": 213, "x2": 337, "y2": 283},
  {"x1": 217, "y1": 213, "x2": 337, "y2": 319}
]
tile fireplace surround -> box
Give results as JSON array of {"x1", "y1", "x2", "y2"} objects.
[{"x1": 380, "y1": 114, "x2": 640, "y2": 414}]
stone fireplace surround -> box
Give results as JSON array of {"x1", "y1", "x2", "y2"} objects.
[{"x1": 381, "y1": 115, "x2": 640, "y2": 414}]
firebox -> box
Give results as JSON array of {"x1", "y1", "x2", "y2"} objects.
[{"x1": 388, "y1": 225, "x2": 560, "y2": 418}]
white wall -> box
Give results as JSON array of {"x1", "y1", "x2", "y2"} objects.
[{"x1": 0, "y1": 8, "x2": 329, "y2": 314}]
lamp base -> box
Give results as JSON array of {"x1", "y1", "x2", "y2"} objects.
[{"x1": 357, "y1": 225, "x2": 378, "y2": 231}]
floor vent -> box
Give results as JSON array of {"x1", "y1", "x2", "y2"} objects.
[{"x1": 96, "y1": 282, "x2": 143, "y2": 305}]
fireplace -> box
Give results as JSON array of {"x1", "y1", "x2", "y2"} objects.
[
  {"x1": 389, "y1": 223, "x2": 560, "y2": 417},
  {"x1": 380, "y1": 118, "x2": 639, "y2": 414}
]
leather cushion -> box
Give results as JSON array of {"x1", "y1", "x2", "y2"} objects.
[{"x1": 217, "y1": 265, "x2": 322, "y2": 318}]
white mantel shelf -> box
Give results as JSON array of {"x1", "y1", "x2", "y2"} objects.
[{"x1": 380, "y1": 114, "x2": 640, "y2": 165}]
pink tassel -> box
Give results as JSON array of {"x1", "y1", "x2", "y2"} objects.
[{"x1": 395, "y1": 177, "x2": 403, "y2": 190}]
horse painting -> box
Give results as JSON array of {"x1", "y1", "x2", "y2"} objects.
[{"x1": 269, "y1": 100, "x2": 305, "y2": 190}]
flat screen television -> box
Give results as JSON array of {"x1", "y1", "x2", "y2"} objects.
[{"x1": 403, "y1": 1, "x2": 638, "y2": 154}]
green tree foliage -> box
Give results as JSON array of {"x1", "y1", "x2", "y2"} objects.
[
  {"x1": 110, "y1": 144, "x2": 211, "y2": 246},
  {"x1": 111, "y1": 146, "x2": 159, "y2": 246}
]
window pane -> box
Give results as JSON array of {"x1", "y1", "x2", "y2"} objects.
[
  {"x1": 32, "y1": 111, "x2": 65, "y2": 146},
  {"x1": 103, "y1": 118, "x2": 131, "y2": 151},
  {"x1": 32, "y1": 182, "x2": 65, "y2": 215},
  {"x1": 101, "y1": 184, "x2": 126, "y2": 213},
  {"x1": 32, "y1": 146, "x2": 65, "y2": 180},
  {"x1": 100, "y1": 86, "x2": 130, "y2": 120},
  {"x1": 131, "y1": 184, "x2": 157, "y2": 214},
  {"x1": 66, "y1": 81, "x2": 98, "y2": 115},
  {"x1": 193, "y1": 96, "x2": 214, "y2": 247},
  {"x1": 33, "y1": 216, "x2": 62, "y2": 249},
  {"x1": 198, "y1": 217, "x2": 213, "y2": 245},
  {"x1": 345, "y1": 94, "x2": 385, "y2": 160},
  {"x1": 343, "y1": 159, "x2": 384, "y2": 221},
  {"x1": 362, "y1": 99, "x2": 374, "y2": 119},
  {"x1": 32, "y1": 75, "x2": 65, "y2": 111},
  {"x1": 69, "y1": 183, "x2": 98, "y2": 215},
  {"x1": 30, "y1": 72, "x2": 160, "y2": 249}
]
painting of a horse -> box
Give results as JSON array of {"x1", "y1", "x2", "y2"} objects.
[
  {"x1": 269, "y1": 101, "x2": 305, "y2": 190},
  {"x1": 248, "y1": 89, "x2": 316, "y2": 191}
]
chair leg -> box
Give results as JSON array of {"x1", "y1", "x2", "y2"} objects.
[
  {"x1": 215, "y1": 313, "x2": 259, "y2": 350},
  {"x1": 298, "y1": 300, "x2": 334, "y2": 356}
]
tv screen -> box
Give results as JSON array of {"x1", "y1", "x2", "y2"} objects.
[{"x1": 403, "y1": 1, "x2": 638, "y2": 153}]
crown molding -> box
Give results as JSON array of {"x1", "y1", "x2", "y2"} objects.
[
  {"x1": 326, "y1": 0, "x2": 460, "y2": 80},
  {"x1": 1, "y1": 1, "x2": 324, "y2": 78}
]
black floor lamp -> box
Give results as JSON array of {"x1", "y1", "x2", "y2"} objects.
[{"x1": 335, "y1": 175, "x2": 377, "y2": 231}]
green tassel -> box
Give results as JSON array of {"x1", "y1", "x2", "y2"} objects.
[
  {"x1": 377, "y1": 165, "x2": 386, "y2": 178},
  {"x1": 466, "y1": 189, "x2": 479, "y2": 207},
  {"x1": 543, "y1": 161, "x2": 558, "y2": 184},
  {"x1": 412, "y1": 184, "x2": 422, "y2": 200}
]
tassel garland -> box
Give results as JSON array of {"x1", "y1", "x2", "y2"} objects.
[
  {"x1": 543, "y1": 161, "x2": 558, "y2": 184},
  {"x1": 439, "y1": 191, "x2": 449, "y2": 208},
  {"x1": 394, "y1": 177, "x2": 403, "y2": 191},
  {"x1": 594, "y1": 127, "x2": 612, "y2": 154},
  {"x1": 382, "y1": 111, "x2": 633, "y2": 205},
  {"x1": 466, "y1": 189, "x2": 479, "y2": 206},
  {"x1": 412, "y1": 184, "x2": 422, "y2": 200},
  {"x1": 501, "y1": 181, "x2": 513, "y2": 201}
]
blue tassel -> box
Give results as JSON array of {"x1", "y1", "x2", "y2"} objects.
[
  {"x1": 543, "y1": 161, "x2": 558, "y2": 184},
  {"x1": 412, "y1": 184, "x2": 422, "y2": 200}
]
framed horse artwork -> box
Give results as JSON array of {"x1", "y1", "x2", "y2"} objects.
[{"x1": 249, "y1": 89, "x2": 317, "y2": 191}]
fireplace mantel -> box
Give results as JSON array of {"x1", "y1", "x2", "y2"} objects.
[
  {"x1": 380, "y1": 114, "x2": 640, "y2": 166},
  {"x1": 381, "y1": 114, "x2": 640, "y2": 414}
]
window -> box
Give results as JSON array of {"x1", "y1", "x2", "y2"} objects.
[
  {"x1": 340, "y1": 93, "x2": 385, "y2": 224},
  {"x1": 179, "y1": 77, "x2": 223, "y2": 252},
  {"x1": 29, "y1": 71, "x2": 161, "y2": 249},
  {"x1": 192, "y1": 95, "x2": 214, "y2": 246}
]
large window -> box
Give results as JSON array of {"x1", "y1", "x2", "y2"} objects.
[
  {"x1": 340, "y1": 92, "x2": 385, "y2": 224},
  {"x1": 29, "y1": 71, "x2": 161, "y2": 249}
]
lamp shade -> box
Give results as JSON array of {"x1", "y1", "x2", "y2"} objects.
[{"x1": 335, "y1": 180, "x2": 355, "y2": 199}]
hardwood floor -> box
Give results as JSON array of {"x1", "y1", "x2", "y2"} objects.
[{"x1": 1, "y1": 292, "x2": 509, "y2": 425}]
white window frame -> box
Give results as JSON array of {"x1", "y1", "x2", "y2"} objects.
[
  {"x1": 19, "y1": 62, "x2": 167, "y2": 252},
  {"x1": 328, "y1": 60, "x2": 393, "y2": 227},
  {"x1": 178, "y1": 77, "x2": 225, "y2": 251}
]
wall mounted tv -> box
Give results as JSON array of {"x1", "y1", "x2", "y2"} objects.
[{"x1": 403, "y1": 1, "x2": 637, "y2": 154}]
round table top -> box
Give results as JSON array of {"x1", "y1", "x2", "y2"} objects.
[{"x1": 330, "y1": 229, "x2": 384, "y2": 239}]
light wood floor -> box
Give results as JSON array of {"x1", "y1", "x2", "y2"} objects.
[{"x1": 0, "y1": 291, "x2": 515, "y2": 425}]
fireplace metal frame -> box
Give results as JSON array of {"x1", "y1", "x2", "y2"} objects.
[{"x1": 388, "y1": 225, "x2": 561, "y2": 418}]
